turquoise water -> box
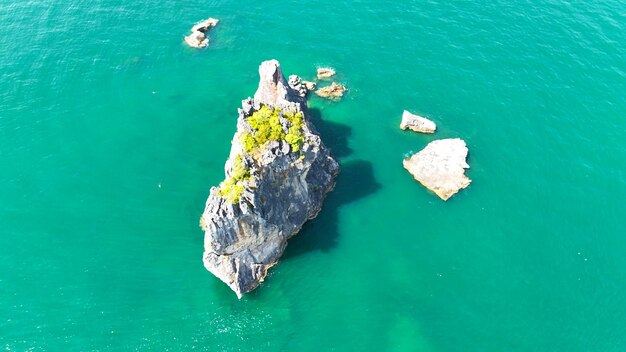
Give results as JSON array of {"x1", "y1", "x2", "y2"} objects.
[{"x1": 1, "y1": 0, "x2": 626, "y2": 350}]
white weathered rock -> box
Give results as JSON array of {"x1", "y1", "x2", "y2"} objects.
[
  {"x1": 400, "y1": 110, "x2": 436, "y2": 134},
  {"x1": 200, "y1": 60, "x2": 339, "y2": 298},
  {"x1": 303, "y1": 80, "x2": 316, "y2": 91},
  {"x1": 317, "y1": 67, "x2": 336, "y2": 79},
  {"x1": 254, "y1": 61, "x2": 305, "y2": 111},
  {"x1": 185, "y1": 17, "x2": 219, "y2": 48},
  {"x1": 184, "y1": 31, "x2": 208, "y2": 48},
  {"x1": 191, "y1": 17, "x2": 219, "y2": 32},
  {"x1": 403, "y1": 138, "x2": 471, "y2": 201},
  {"x1": 287, "y1": 76, "x2": 317, "y2": 97},
  {"x1": 315, "y1": 82, "x2": 346, "y2": 100},
  {"x1": 288, "y1": 74, "x2": 308, "y2": 97}
]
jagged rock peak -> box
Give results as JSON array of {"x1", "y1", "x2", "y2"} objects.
[{"x1": 253, "y1": 60, "x2": 304, "y2": 111}]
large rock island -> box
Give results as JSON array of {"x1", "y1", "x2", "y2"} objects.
[{"x1": 200, "y1": 60, "x2": 340, "y2": 298}]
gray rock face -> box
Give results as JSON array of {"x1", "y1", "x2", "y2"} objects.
[
  {"x1": 403, "y1": 138, "x2": 471, "y2": 200},
  {"x1": 200, "y1": 59, "x2": 339, "y2": 298},
  {"x1": 400, "y1": 110, "x2": 436, "y2": 134}
]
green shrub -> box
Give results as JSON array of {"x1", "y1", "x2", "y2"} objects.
[
  {"x1": 241, "y1": 132, "x2": 256, "y2": 153},
  {"x1": 218, "y1": 155, "x2": 250, "y2": 204},
  {"x1": 230, "y1": 154, "x2": 250, "y2": 180},
  {"x1": 243, "y1": 106, "x2": 304, "y2": 153},
  {"x1": 218, "y1": 106, "x2": 306, "y2": 203},
  {"x1": 218, "y1": 180, "x2": 245, "y2": 204},
  {"x1": 283, "y1": 110, "x2": 304, "y2": 152}
]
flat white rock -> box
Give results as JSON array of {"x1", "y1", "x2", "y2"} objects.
[
  {"x1": 403, "y1": 138, "x2": 471, "y2": 200},
  {"x1": 400, "y1": 110, "x2": 436, "y2": 133}
]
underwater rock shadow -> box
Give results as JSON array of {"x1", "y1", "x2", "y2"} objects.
[
  {"x1": 283, "y1": 108, "x2": 379, "y2": 259},
  {"x1": 308, "y1": 107, "x2": 353, "y2": 159},
  {"x1": 283, "y1": 159, "x2": 381, "y2": 260}
]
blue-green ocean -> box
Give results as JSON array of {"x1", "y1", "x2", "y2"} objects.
[{"x1": 2, "y1": 0, "x2": 625, "y2": 350}]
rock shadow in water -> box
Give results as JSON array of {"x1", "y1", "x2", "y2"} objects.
[
  {"x1": 284, "y1": 159, "x2": 381, "y2": 259},
  {"x1": 308, "y1": 108, "x2": 353, "y2": 159},
  {"x1": 284, "y1": 108, "x2": 380, "y2": 259}
]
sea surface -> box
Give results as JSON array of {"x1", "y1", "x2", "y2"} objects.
[{"x1": 1, "y1": 0, "x2": 625, "y2": 350}]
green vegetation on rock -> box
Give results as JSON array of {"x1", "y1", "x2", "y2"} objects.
[
  {"x1": 241, "y1": 105, "x2": 304, "y2": 153},
  {"x1": 218, "y1": 155, "x2": 250, "y2": 204},
  {"x1": 218, "y1": 105, "x2": 305, "y2": 204},
  {"x1": 283, "y1": 109, "x2": 304, "y2": 152}
]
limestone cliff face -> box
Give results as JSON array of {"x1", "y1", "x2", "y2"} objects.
[{"x1": 200, "y1": 60, "x2": 339, "y2": 298}]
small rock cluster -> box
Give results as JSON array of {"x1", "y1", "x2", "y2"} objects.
[
  {"x1": 287, "y1": 67, "x2": 348, "y2": 100},
  {"x1": 288, "y1": 75, "x2": 310, "y2": 98},
  {"x1": 184, "y1": 18, "x2": 219, "y2": 48},
  {"x1": 314, "y1": 68, "x2": 346, "y2": 99}
]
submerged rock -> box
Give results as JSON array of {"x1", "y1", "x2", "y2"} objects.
[
  {"x1": 315, "y1": 82, "x2": 346, "y2": 100},
  {"x1": 403, "y1": 138, "x2": 471, "y2": 200},
  {"x1": 200, "y1": 59, "x2": 339, "y2": 298},
  {"x1": 317, "y1": 67, "x2": 336, "y2": 79},
  {"x1": 185, "y1": 18, "x2": 219, "y2": 48},
  {"x1": 400, "y1": 110, "x2": 436, "y2": 134}
]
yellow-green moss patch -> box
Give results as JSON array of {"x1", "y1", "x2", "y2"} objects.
[{"x1": 218, "y1": 155, "x2": 250, "y2": 204}]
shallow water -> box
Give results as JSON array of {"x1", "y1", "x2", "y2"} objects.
[{"x1": 1, "y1": 0, "x2": 625, "y2": 350}]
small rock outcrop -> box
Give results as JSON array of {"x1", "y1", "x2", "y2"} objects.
[
  {"x1": 288, "y1": 75, "x2": 308, "y2": 98},
  {"x1": 400, "y1": 110, "x2": 436, "y2": 134},
  {"x1": 317, "y1": 68, "x2": 336, "y2": 79},
  {"x1": 200, "y1": 60, "x2": 339, "y2": 298},
  {"x1": 191, "y1": 18, "x2": 219, "y2": 32},
  {"x1": 315, "y1": 82, "x2": 346, "y2": 100},
  {"x1": 287, "y1": 76, "x2": 317, "y2": 97},
  {"x1": 403, "y1": 138, "x2": 471, "y2": 200},
  {"x1": 303, "y1": 80, "x2": 316, "y2": 92},
  {"x1": 184, "y1": 18, "x2": 219, "y2": 48}
]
